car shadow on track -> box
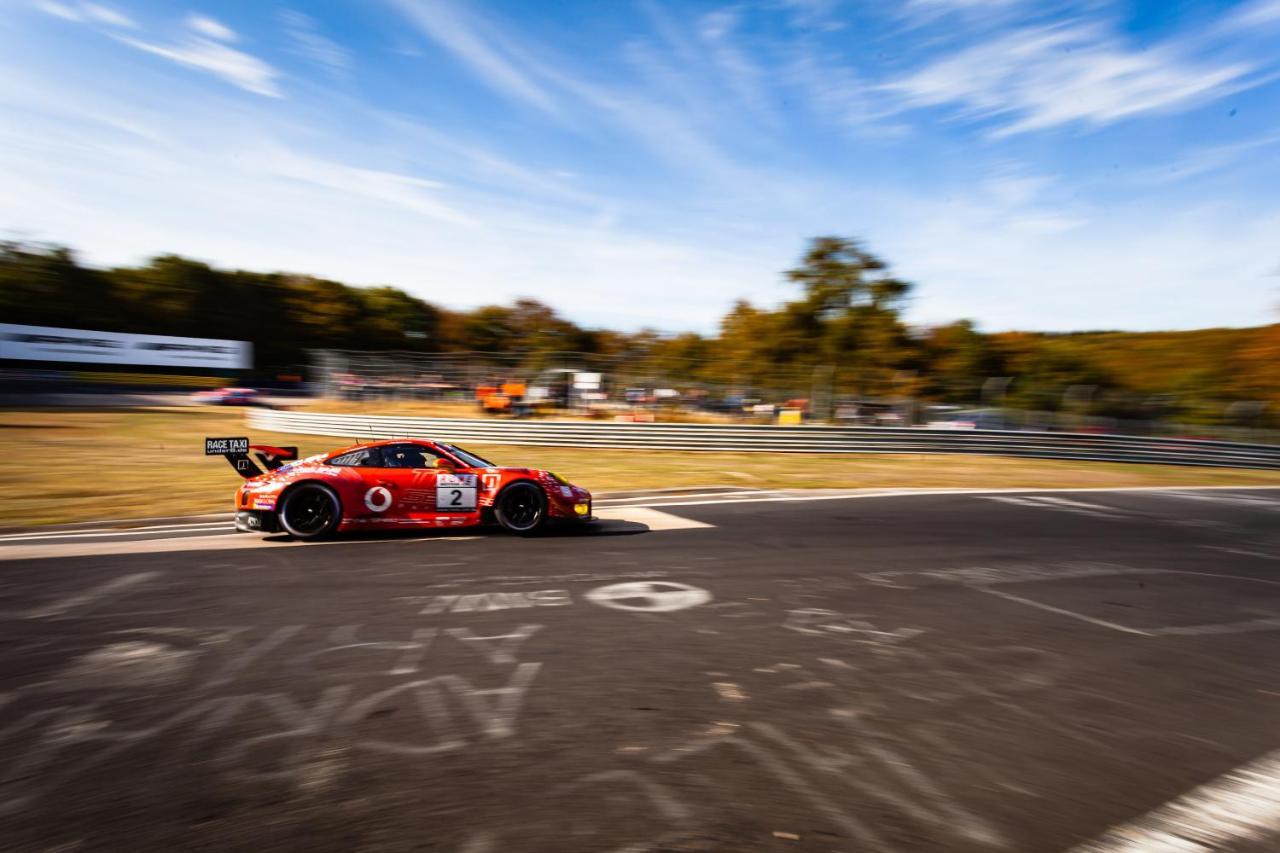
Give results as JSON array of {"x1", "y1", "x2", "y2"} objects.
[{"x1": 259, "y1": 519, "x2": 649, "y2": 545}]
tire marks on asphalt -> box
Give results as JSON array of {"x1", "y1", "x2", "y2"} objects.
[{"x1": 23, "y1": 571, "x2": 162, "y2": 619}]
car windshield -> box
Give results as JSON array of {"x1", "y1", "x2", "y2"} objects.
[{"x1": 438, "y1": 443, "x2": 495, "y2": 468}]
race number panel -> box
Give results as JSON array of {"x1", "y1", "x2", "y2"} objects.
[{"x1": 436, "y1": 473, "x2": 478, "y2": 512}]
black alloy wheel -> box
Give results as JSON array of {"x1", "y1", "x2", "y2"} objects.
[
  {"x1": 495, "y1": 482, "x2": 547, "y2": 535},
  {"x1": 278, "y1": 483, "x2": 341, "y2": 540}
]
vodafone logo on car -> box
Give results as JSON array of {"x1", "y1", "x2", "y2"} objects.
[{"x1": 364, "y1": 486, "x2": 393, "y2": 512}]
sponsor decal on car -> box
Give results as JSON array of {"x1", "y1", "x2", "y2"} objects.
[
  {"x1": 251, "y1": 497, "x2": 276, "y2": 510},
  {"x1": 205, "y1": 436, "x2": 249, "y2": 455},
  {"x1": 436, "y1": 473, "x2": 478, "y2": 511},
  {"x1": 364, "y1": 486, "x2": 393, "y2": 512}
]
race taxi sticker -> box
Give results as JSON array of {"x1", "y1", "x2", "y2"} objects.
[
  {"x1": 436, "y1": 472, "x2": 478, "y2": 512},
  {"x1": 205, "y1": 437, "x2": 249, "y2": 455}
]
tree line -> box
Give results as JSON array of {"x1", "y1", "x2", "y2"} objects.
[{"x1": 2, "y1": 238, "x2": 1276, "y2": 425}]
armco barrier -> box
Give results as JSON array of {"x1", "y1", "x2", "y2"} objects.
[{"x1": 247, "y1": 409, "x2": 1280, "y2": 470}]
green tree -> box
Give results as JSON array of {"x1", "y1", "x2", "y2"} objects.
[
  {"x1": 924, "y1": 320, "x2": 994, "y2": 403},
  {"x1": 0, "y1": 243, "x2": 116, "y2": 330},
  {"x1": 782, "y1": 236, "x2": 914, "y2": 396},
  {"x1": 354, "y1": 286, "x2": 442, "y2": 350}
]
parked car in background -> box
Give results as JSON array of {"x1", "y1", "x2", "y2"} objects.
[
  {"x1": 192, "y1": 387, "x2": 261, "y2": 406},
  {"x1": 923, "y1": 407, "x2": 1010, "y2": 430}
]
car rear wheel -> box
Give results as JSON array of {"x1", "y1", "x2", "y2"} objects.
[
  {"x1": 494, "y1": 483, "x2": 547, "y2": 536},
  {"x1": 277, "y1": 483, "x2": 341, "y2": 540}
]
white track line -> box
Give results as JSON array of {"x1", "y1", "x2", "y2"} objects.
[
  {"x1": 1068, "y1": 748, "x2": 1280, "y2": 852},
  {"x1": 597, "y1": 490, "x2": 780, "y2": 504},
  {"x1": 640, "y1": 485, "x2": 1280, "y2": 509},
  {"x1": 24, "y1": 571, "x2": 162, "y2": 619},
  {"x1": 977, "y1": 586, "x2": 1153, "y2": 636},
  {"x1": 0, "y1": 532, "x2": 485, "y2": 561},
  {"x1": 0, "y1": 523, "x2": 231, "y2": 543},
  {"x1": 593, "y1": 506, "x2": 713, "y2": 530}
]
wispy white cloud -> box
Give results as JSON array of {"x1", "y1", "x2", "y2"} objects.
[
  {"x1": 1128, "y1": 131, "x2": 1280, "y2": 186},
  {"x1": 115, "y1": 16, "x2": 282, "y2": 97},
  {"x1": 1221, "y1": 0, "x2": 1280, "y2": 30},
  {"x1": 279, "y1": 10, "x2": 350, "y2": 74},
  {"x1": 863, "y1": 162, "x2": 1280, "y2": 330},
  {"x1": 892, "y1": 0, "x2": 1039, "y2": 36},
  {"x1": 903, "y1": 0, "x2": 1024, "y2": 14},
  {"x1": 775, "y1": 0, "x2": 846, "y2": 32},
  {"x1": 185, "y1": 14, "x2": 236, "y2": 42},
  {"x1": 34, "y1": 2, "x2": 280, "y2": 97},
  {"x1": 698, "y1": 8, "x2": 737, "y2": 41},
  {"x1": 34, "y1": 1, "x2": 81, "y2": 22},
  {"x1": 883, "y1": 23, "x2": 1255, "y2": 136},
  {"x1": 891, "y1": 200, "x2": 1280, "y2": 330},
  {"x1": 982, "y1": 172, "x2": 1055, "y2": 208},
  {"x1": 251, "y1": 147, "x2": 473, "y2": 225},
  {"x1": 35, "y1": 0, "x2": 134, "y2": 28},
  {"x1": 118, "y1": 36, "x2": 281, "y2": 97},
  {"x1": 392, "y1": 0, "x2": 755, "y2": 186},
  {"x1": 82, "y1": 2, "x2": 133, "y2": 28},
  {"x1": 694, "y1": 8, "x2": 779, "y2": 121},
  {"x1": 783, "y1": 48, "x2": 905, "y2": 136},
  {"x1": 365, "y1": 110, "x2": 607, "y2": 210},
  {"x1": 390, "y1": 0, "x2": 559, "y2": 115}
]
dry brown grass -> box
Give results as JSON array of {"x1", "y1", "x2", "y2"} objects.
[{"x1": 3, "y1": 406, "x2": 1278, "y2": 527}]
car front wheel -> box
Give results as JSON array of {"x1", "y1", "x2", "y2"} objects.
[
  {"x1": 277, "y1": 483, "x2": 341, "y2": 540},
  {"x1": 494, "y1": 483, "x2": 547, "y2": 535}
]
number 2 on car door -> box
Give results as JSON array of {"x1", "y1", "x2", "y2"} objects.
[{"x1": 436, "y1": 474, "x2": 477, "y2": 511}]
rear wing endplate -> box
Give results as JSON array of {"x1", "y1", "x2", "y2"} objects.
[{"x1": 205, "y1": 437, "x2": 298, "y2": 478}]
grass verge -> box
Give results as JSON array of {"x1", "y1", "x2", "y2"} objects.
[{"x1": 3, "y1": 406, "x2": 1279, "y2": 527}]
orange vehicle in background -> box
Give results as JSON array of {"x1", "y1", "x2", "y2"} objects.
[{"x1": 476, "y1": 381, "x2": 527, "y2": 413}]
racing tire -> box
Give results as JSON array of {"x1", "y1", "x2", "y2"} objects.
[
  {"x1": 277, "y1": 483, "x2": 342, "y2": 540},
  {"x1": 494, "y1": 482, "x2": 547, "y2": 536}
]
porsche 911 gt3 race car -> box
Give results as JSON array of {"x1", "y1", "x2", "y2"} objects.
[{"x1": 206, "y1": 436, "x2": 592, "y2": 539}]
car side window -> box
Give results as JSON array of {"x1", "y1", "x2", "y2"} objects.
[
  {"x1": 328, "y1": 448, "x2": 383, "y2": 467},
  {"x1": 380, "y1": 443, "x2": 442, "y2": 469}
]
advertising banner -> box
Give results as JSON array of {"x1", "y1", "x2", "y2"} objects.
[{"x1": 0, "y1": 324, "x2": 251, "y2": 369}]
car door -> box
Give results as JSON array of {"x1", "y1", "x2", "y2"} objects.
[
  {"x1": 375, "y1": 443, "x2": 441, "y2": 524},
  {"x1": 433, "y1": 469, "x2": 480, "y2": 519},
  {"x1": 326, "y1": 446, "x2": 407, "y2": 525},
  {"x1": 412, "y1": 444, "x2": 482, "y2": 526}
]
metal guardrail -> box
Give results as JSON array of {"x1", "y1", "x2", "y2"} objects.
[{"x1": 248, "y1": 410, "x2": 1280, "y2": 469}]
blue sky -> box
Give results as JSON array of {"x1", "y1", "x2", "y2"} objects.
[{"x1": 2, "y1": 0, "x2": 1279, "y2": 333}]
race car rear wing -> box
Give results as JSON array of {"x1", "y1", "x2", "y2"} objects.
[{"x1": 205, "y1": 436, "x2": 298, "y2": 478}]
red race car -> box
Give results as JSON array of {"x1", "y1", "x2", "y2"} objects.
[{"x1": 206, "y1": 436, "x2": 592, "y2": 539}]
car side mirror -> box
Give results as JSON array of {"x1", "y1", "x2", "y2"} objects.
[{"x1": 433, "y1": 458, "x2": 456, "y2": 470}]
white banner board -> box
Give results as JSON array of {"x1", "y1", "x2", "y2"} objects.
[
  {"x1": 573, "y1": 372, "x2": 602, "y2": 389},
  {"x1": 0, "y1": 324, "x2": 250, "y2": 369}
]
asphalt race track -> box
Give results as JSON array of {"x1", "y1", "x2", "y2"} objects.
[{"x1": 2, "y1": 487, "x2": 1279, "y2": 852}]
